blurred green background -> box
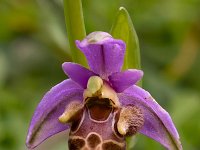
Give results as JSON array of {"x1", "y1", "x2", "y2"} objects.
[{"x1": 0, "y1": 0, "x2": 200, "y2": 150}]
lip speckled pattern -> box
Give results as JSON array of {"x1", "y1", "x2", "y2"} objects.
[{"x1": 68, "y1": 97, "x2": 126, "y2": 150}]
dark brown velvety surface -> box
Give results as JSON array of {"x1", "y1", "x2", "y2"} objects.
[
  {"x1": 68, "y1": 138, "x2": 85, "y2": 150},
  {"x1": 87, "y1": 133, "x2": 101, "y2": 148}
]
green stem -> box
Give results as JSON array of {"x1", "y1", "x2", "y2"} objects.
[{"x1": 63, "y1": 0, "x2": 87, "y2": 66}]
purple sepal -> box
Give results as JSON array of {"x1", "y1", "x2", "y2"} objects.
[
  {"x1": 109, "y1": 69, "x2": 143, "y2": 93},
  {"x1": 118, "y1": 85, "x2": 182, "y2": 150},
  {"x1": 26, "y1": 79, "x2": 84, "y2": 149}
]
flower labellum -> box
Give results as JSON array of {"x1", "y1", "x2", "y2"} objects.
[{"x1": 26, "y1": 31, "x2": 182, "y2": 150}]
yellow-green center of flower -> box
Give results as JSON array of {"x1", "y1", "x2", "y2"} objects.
[{"x1": 83, "y1": 76, "x2": 120, "y2": 108}]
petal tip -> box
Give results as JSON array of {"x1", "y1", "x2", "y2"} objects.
[
  {"x1": 138, "y1": 70, "x2": 144, "y2": 76},
  {"x1": 62, "y1": 61, "x2": 69, "y2": 69},
  {"x1": 128, "y1": 69, "x2": 143, "y2": 83},
  {"x1": 62, "y1": 62, "x2": 70, "y2": 75},
  {"x1": 135, "y1": 69, "x2": 144, "y2": 81},
  {"x1": 26, "y1": 136, "x2": 36, "y2": 150},
  {"x1": 75, "y1": 40, "x2": 81, "y2": 48}
]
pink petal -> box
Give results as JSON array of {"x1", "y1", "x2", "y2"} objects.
[
  {"x1": 109, "y1": 69, "x2": 143, "y2": 93},
  {"x1": 62, "y1": 62, "x2": 96, "y2": 88}
]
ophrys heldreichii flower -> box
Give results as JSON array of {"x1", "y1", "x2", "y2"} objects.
[{"x1": 26, "y1": 32, "x2": 182, "y2": 150}]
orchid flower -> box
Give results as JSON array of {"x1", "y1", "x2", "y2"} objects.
[{"x1": 26, "y1": 31, "x2": 182, "y2": 150}]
